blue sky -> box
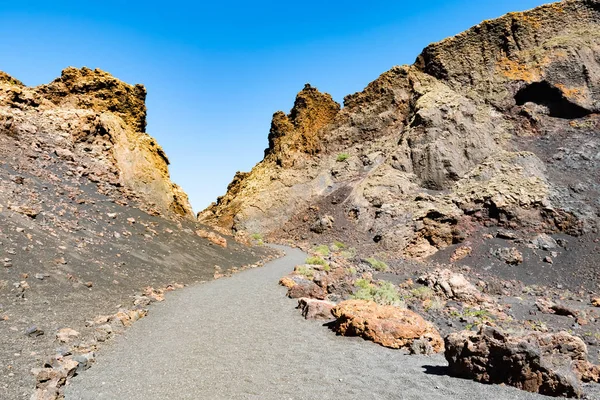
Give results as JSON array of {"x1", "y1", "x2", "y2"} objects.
[{"x1": 0, "y1": 0, "x2": 548, "y2": 212}]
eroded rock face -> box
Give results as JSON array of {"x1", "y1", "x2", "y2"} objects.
[
  {"x1": 445, "y1": 326, "x2": 600, "y2": 398},
  {"x1": 331, "y1": 299, "x2": 444, "y2": 352},
  {"x1": 0, "y1": 67, "x2": 193, "y2": 219},
  {"x1": 200, "y1": 0, "x2": 600, "y2": 259}
]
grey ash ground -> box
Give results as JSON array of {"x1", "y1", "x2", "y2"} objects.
[{"x1": 0, "y1": 133, "x2": 276, "y2": 399}]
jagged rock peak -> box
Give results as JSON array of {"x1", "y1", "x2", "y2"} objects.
[
  {"x1": 266, "y1": 83, "x2": 340, "y2": 162},
  {"x1": 36, "y1": 66, "x2": 148, "y2": 133},
  {"x1": 0, "y1": 71, "x2": 24, "y2": 86}
]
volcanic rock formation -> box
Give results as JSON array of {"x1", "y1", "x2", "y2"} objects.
[
  {"x1": 0, "y1": 67, "x2": 194, "y2": 219},
  {"x1": 200, "y1": 0, "x2": 600, "y2": 262}
]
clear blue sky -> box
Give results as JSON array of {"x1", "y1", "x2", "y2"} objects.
[{"x1": 0, "y1": 1, "x2": 548, "y2": 212}]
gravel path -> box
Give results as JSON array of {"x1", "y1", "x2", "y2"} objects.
[{"x1": 66, "y1": 245, "x2": 554, "y2": 400}]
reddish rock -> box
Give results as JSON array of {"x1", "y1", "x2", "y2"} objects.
[
  {"x1": 279, "y1": 276, "x2": 297, "y2": 289},
  {"x1": 450, "y1": 246, "x2": 472, "y2": 262},
  {"x1": 445, "y1": 326, "x2": 600, "y2": 398},
  {"x1": 297, "y1": 298, "x2": 335, "y2": 320},
  {"x1": 196, "y1": 229, "x2": 228, "y2": 248},
  {"x1": 287, "y1": 279, "x2": 327, "y2": 300},
  {"x1": 330, "y1": 300, "x2": 444, "y2": 352}
]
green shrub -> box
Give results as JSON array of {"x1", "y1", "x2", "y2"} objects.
[
  {"x1": 351, "y1": 279, "x2": 402, "y2": 306},
  {"x1": 332, "y1": 240, "x2": 346, "y2": 250},
  {"x1": 313, "y1": 245, "x2": 330, "y2": 256},
  {"x1": 295, "y1": 265, "x2": 314, "y2": 278},
  {"x1": 373, "y1": 281, "x2": 401, "y2": 306},
  {"x1": 410, "y1": 286, "x2": 434, "y2": 300},
  {"x1": 341, "y1": 247, "x2": 357, "y2": 259},
  {"x1": 305, "y1": 256, "x2": 328, "y2": 266},
  {"x1": 250, "y1": 233, "x2": 263, "y2": 240},
  {"x1": 336, "y1": 153, "x2": 350, "y2": 162},
  {"x1": 366, "y1": 257, "x2": 388, "y2": 272},
  {"x1": 352, "y1": 279, "x2": 376, "y2": 302}
]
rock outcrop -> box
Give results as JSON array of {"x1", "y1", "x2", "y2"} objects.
[
  {"x1": 445, "y1": 326, "x2": 600, "y2": 398},
  {"x1": 331, "y1": 300, "x2": 444, "y2": 353},
  {"x1": 200, "y1": 0, "x2": 600, "y2": 261},
  {"x1": 0, "y1": 67, "x2": 194, "y2": 219}
]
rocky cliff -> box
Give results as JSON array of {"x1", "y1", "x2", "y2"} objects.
[
  {"x1": 0, "y1": 67, "x2": 194, "y2": 219},
  {"x1": 200, "y1": 0, "x2": 600, "y2": 261}
]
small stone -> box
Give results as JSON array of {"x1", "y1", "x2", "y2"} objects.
[
  {"x1": 25, "y1": 326, "x2": 44, "y2": 337},
  {"x1": 56, "y1": 328, "x2": 79, "y2": 343}
]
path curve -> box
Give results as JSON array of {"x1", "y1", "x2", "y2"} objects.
[{"x1": 66, "y1": 245, "x2": 552, "y2": 400}]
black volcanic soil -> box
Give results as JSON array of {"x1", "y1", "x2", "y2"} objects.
[{"x1": 0, "y1": 134, "x2": 277, "y2": 399}]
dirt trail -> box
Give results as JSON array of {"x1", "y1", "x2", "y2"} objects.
[{"x1": 65, "y1": 246, "x2": 554, "y2": 400}]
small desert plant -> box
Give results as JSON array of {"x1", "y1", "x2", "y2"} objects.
[
  {"x1": 347, "y1": 267, "x2": 357, "y2": 275},
  {"x1": 352, "y1": 279, "x2": 402, "y2": 306},
  {"x1": 295, "y1": 265, "x2": 315, "y2": 279},
  {"x1": 313, "y1": 245, "x2": 330, "y2": 256},
  {"x1": 462, "y1": 308, "x2": 491, "y2": 318},
  {"x1": 332, "y1": 240, "x2": 346, "y2": 250},
  {"x1": 423, "y1": 296, "x2": 445, "y2": 312},
  {"x1": 366, "y1": 257, "x2": 388, "y2": 272},
  {"x1": 373, "y1": 281, "x2": 402, "y2": 306},
  {"x1": 341, "y1": 247, "x2": 357, "y2": 259},
  {"x1": 305, "y1": 256, "x2": 328, "y2": 266},
  {"x1": 410, "y1": 286, "x2": 434, "y2": 301},
  {"x1": 336, "y1": 153, "x2": 350, "y2": 162}
]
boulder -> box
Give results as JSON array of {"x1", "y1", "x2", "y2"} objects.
[
  {"x1": 492, "y1": 247, "x2": 523, "y2": 265},
  {"x1": 445, "y1": 326, "x2": 600, "y2": 398},
  {"x1": 287, "y1": 279, "x2": 327, "y2": 300},
  {"x1": 330, "y1": 300, "x2": 443, "y2": 352},
  {"x1": 297, "y1": 298, "x2": 335, "y2": 320},
  {"x1": 418, "y1": 268, "x2": 488, "y2": 303},
  {"x1": 310, "y1": 215, "x2": 334, "y2": 234}
]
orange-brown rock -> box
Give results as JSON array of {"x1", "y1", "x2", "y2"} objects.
[
  {"x1": 196, "y1": 229, "x2": 228, "y2": 248},
  {"x1": 0, "y1": 67, "x2": 194, "y2": 219},
  {"x1": 279, "y1": 276, "x2": 297, "y2": 289},
  {"x1": 331, "y1": 300, "x2": 444, "y2": 352}
]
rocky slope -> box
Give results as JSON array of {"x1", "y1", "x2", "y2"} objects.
[
  {"x1": 200, "y1": 0, "x2": 600, "y2": 268},
  {"x1": 0, "y1": 68, "x2": 276, "y2": 400},
  {"x1": 1, "y1": 67, "x2": 194, "y2": 219}
]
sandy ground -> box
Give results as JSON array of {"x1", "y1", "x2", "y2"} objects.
[{"x1": 65, "y1": 246, "x2": 565, "y2": 400}]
